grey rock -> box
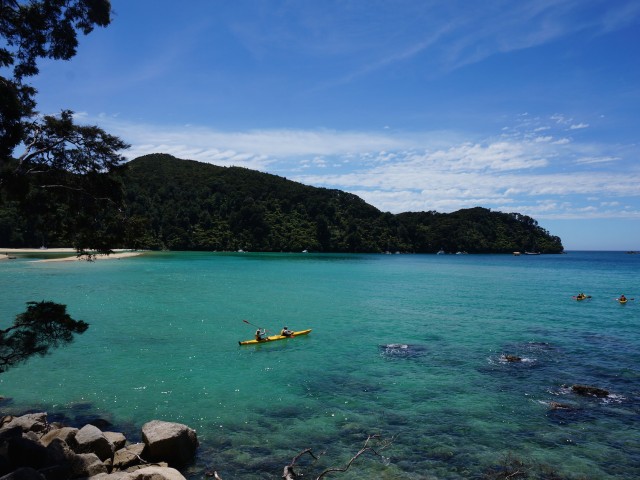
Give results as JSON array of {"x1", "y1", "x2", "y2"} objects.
[
  {"x1": 70, "y1": 453, "x2": 107, "y2": 478},
  {"x1": 1, "y1": 415, "x2": 48, "y2": 434},
  {"x1": 40, "y1": 428, "x2": 78, "y2": 448},
  {"x1": 113, "y1": 444, "x2": 145, "y2": 471},
  {"x1": 141, "y1": 421, "x2": 197, "y2": 467},
  {"x1": 103, "y1": 433, "x2": 126, "y2": 451},
  {"x1": 126, "y1": 466, "x2": 185, "y2": 480},
  {"x1": 75, "y1": 425, "x2": 114, "y2": 461}
]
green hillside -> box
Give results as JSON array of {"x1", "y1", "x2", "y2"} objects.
[
  {"x1": 0, "y1": 153, "x2": 564, "y2": 253},
  {"x1": 119, "y1": 154, "x2": 563, "y2": 253}
]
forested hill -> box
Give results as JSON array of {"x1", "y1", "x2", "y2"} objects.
[{"x1": 118, "y1": 154, "x2": 563, "y2": 253}]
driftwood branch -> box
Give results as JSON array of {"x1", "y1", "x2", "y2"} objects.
[
  {"x1": 282, "y1": 434, "x2": 394, "y2": 480},
  {"x1": 213, "y1": 435, "x2": 394, "y2": 480}
]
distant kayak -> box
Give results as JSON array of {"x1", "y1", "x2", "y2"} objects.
[
  {"x1": 618, "y1": 298, "x2": 628, "y2": 304},
  {"x1": 573, "y1": 294, "x2": 591, "y2": 301},
  {"x1": 239, "y1": 329, "x2": 312, "y2": 345}
]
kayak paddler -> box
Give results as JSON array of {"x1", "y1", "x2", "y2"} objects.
[
  {"x1": 255, "y1": 328, "x2": 266, "y2": 341},
  {"x1": 280, "y1": 326, "x2": 293, "y2": 337}
]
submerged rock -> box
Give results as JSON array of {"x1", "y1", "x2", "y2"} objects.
[
  {"x1": 502, "y1": 354, "x2": 522, "y2": 363},
  {"x1": 571, "y1": 384, "x2": 609, "y2": 398}
]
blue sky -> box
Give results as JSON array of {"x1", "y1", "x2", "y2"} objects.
[{"x1": 30, "y1": 0, "x2": 640, "y2": 250}]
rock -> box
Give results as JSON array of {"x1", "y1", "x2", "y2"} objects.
[
  {"x1": 70, "y1": 453, "x2": 107, "y2": 478},
  {"x1": 74, "y1": 425, "x2": 114, "y2": 461},
  {"x1": 571, "y1": 384, "x2": 609, "y2": 398},
  {"x1": 90, "y1": 472, "x2": 130, "y2": 480},
  {"x1": 37, "y1": 464, "x2": 70, "y2": 480},
  {"x1": 1, "y1": 414, "x2": 48, "y2": 434},
  {"x1": 113, "y1": 444, "x2": 145, "y2": 471},
  {"x1": 125, "y1": 466, "x2": 186, "y2": 480},
  {"x1": 141, "y1": 421, "x2": 198, "y2": 467},
  {"x1": 549, "y1": 401, "x2": 573, "y2": 410},
  {"x1": 44, "y1": 438, "x2": 74, "y2": 476},
  {"x1": 124, "y1": 463, "x2": 168, "y2": 473},
  {"x1": 40, "y1": 428, "x2": 78, "y2": 448},
  {"x1": 503, "y1": 354, "x2": 522, "y2": 362},
  {"x1": 0, "y1": 467, "x2": 45, "y2": 480},
  {"x1": 103, "y1": 432, "x2": 127, "y2": 451}
]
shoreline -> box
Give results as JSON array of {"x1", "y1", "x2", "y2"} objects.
[{"x1": 1, "y1": 248, "x2": 145, "y2": 262}]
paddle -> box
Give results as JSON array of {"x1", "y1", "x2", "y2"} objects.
[{"x1": 243, "y1": 319, "x2": 267, "y2": 330}]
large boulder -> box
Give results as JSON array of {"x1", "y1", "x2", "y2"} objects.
[
  {"x1": 74, "y1": 425, "x2": 114, "y2": 461},
  {"x1": 141, "y1": 421, "x2": 198, "y2": 467}
]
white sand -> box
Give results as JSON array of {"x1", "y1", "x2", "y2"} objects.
[{"x1": 1, "y1": 248, "x2": 145, "y2": 262}]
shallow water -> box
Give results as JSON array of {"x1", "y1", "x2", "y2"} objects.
[{"x1": 1, "y1": 251, "x2": 639, "y2": 479}]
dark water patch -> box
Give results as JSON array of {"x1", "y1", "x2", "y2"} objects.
[
  {"x1": 256, "y1": 403, "x2": 310, "y2": 422},
  {"x1": 299, "y1": 371, "x2": 386, "y2": 400}
]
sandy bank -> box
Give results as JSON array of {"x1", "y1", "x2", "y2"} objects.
[{"x1": 1, "y1": 248, "x2": 145, "y2": 262}]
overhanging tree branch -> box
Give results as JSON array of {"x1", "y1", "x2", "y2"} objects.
[{"x1": 0, "y1": 301, "x2": 89, "y2": 373}]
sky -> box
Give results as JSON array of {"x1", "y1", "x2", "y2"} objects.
[{"x1": 28, "y1": 0, "x2": 640, "y2": 250}]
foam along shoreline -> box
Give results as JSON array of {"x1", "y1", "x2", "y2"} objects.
[{"x1": 1, "y1": 248, "x2": 145, "y2": 262}]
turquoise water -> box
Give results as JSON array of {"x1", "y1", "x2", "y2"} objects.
[{"x1": 1, "y1": 252, "x2": 639, "y2": 479}]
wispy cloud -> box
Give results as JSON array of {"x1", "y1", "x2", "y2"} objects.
[
  {"x1": 570, "y1": 123, "x2": 589, "y2": 130},
  {"x1": 90, "y1": 112, "x2": 639, "y2": 221}
]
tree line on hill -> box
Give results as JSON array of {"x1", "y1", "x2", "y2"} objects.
[{"x1": 1, "y1": 153, "x2": 564, "y2": 254}]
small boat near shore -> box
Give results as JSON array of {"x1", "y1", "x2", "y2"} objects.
[{"x1": 238, "y1": 329, "x2": 312, "y2": 345}]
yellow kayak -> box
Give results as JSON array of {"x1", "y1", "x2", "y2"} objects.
[{"x1": 238, "y1": 329, "x2": 312, "y2": 345}]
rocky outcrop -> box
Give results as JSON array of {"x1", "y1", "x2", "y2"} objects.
[{"x1": 0, "y1": 413, "x2": 198, "y2": 480}]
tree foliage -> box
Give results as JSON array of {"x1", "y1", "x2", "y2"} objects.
[
  {"x1": 0, "y1": 0, "x2": 129, "y2": 254},
  {"x1": 0, "y1": 301, "x2": 88, "y2": 373}
]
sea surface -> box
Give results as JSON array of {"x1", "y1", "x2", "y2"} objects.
[{"x1": 1, "y1": 251, "x2": 639, "y2": 479}]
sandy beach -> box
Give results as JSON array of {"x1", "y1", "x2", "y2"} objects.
[{"x1": 0, "y1": 248, "x2": 145, "y2": 262}]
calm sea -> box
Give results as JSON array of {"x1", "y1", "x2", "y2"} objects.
[{"x1": 1, "y1": 251, "x2": 638, "y2": 479}]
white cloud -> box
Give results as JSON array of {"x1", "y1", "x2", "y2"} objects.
[
  {"x1": 570, "y1": 123, "x2": 589, "y2": 130},
  {"x1": 85, "y1": 114, "x2": 640, "y2": 220}
]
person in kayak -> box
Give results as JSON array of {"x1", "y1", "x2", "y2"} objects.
[
  {"x1": 280, "y1": 326, "x2": 293, "y2": 337},
  {"x1": 255, "y1": 328, "x2": 266, "y2": 341},
  {"x1": 619, "y1": 294, "x2": 627, "y2": 302}
]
